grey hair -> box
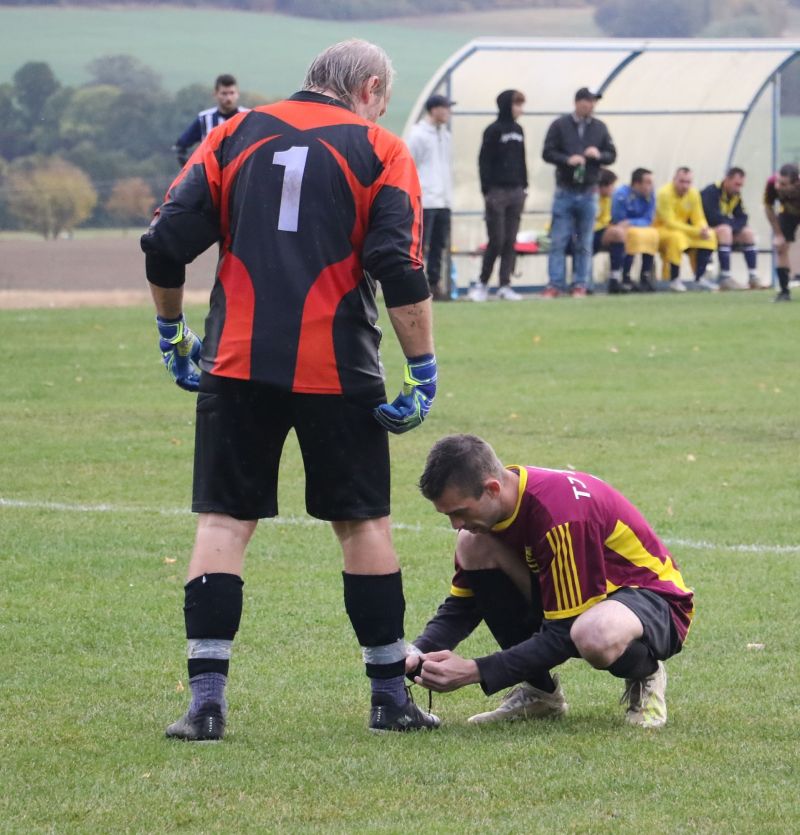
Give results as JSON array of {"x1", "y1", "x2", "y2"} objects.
[{"x1": 302, "y1": 39, "x2": 395, "y2": 110}]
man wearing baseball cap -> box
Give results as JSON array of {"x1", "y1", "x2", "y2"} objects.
[
  {"x1": 406, "y1": 93, "x2": 456, "y2": 300},
  {"x1": 542, "y1": 87, "x2": 616, "y2": 297}
]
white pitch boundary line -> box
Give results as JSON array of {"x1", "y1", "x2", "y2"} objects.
[{"x1": 1, "y1": 496, "x2": 799, "y2": 554}]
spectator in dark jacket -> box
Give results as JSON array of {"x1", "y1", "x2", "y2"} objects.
[
  {"x1": 700, "y1": 167, "x2": 759, "y2": 290},
  {"x1": 470, "y1": 89, "x2": 528, "y2": 302},
  {"x1": 542, "y1": 87, "x2": 616, "y2": 297}
]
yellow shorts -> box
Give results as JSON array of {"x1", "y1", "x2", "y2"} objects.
[{"x1": 625, "y1": 226, "x2": 659, "y2": 256}]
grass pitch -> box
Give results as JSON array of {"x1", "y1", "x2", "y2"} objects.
[{"x1": 1, "y1": 292, "x2": 799, "y2": 832}]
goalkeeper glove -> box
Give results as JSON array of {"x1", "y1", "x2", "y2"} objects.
[
  {"x1": 156, "y1": 314, "x2": 202, "y2": 392},
  {"x1": 374, "y1": 354, "x2": 437, "y2": 434}
]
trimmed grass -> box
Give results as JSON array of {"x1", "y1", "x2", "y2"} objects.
[{"x1": 1, "y1": 293, "x2": 799, "y2": 832}]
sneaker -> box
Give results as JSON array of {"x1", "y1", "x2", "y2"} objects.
[
  {"x1": 696, "y1": 277, "x2": 719, "y2": 292},
  {"x1": 718, "y1": 275, "x2": 744, "y2": 291},
  {"x1": 621, "y1": 278, "x2": 639, "y2": 293},
  {"x1": 773, "y1": 289, "x2": 792, "y2": 302},
  {"x1": 369, "y1": 693, "x2": 441, "y2": 733},
  {"x1": 607, "y1": 278, "x2": 621, "y2": 295},
  {"x1": 540, "y1": 286, "x2": 562, "y2": 299},
  {"x1": 166, "y1": 705, "x2": 225, "y2": 741},
  {"x1": 669, "y1": 278, "x2": 687, "y2": 293},
  {"x1": 621, "y1": 661, "x2": 667, "y2": 729},
  {"x1": 748, "y1": 273, "x2": 761, "y2": 290},
  {"x1": 467, "y1": 676, "x2": 568, "y2": 725},
  {"x1": 496, "y1": 285, "x2": 523, "y2": 301},
  {"x1": 638, "y1": 274, "x2": 656, "y2": 293},
  {"x1": 570, "y1": 285, "x2": 588, "y2": 298},
  {"x1": 468, "y1": 282, "x2": 488, "y2": 303}
]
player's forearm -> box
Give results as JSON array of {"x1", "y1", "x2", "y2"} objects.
[
  {"x1": 412, "y1": 595, "x2": 483, "y2": 653},
  {"x1": 149, "y1": 283, "x2": 184, "y2": 319},
  {"x1": 765, "y1": 207, "x2": 781, "y2": 235},
  {"x1": 386, "y1": 297, "x2": 434, "y2": 359},
  {"x1": 474, "y1": 619, "x2": 579, "y2": 695}
]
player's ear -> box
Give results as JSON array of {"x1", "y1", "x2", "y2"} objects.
[
  {"x1": 484, "y1": 478, "x2": 501, "y2": 499},
  {"x1": 362, "y1": 75, "x2": 380, "y2": 101}
]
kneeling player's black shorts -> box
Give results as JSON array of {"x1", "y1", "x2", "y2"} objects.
[
  {"x1": 192, "y1": 373, "x2": 390, "y2": 522},
  {"x1": 778, "y1": 211, "x2": 800, "y2": 243},
  {"x1": 609, "y1": 587, "x2": 682, "y2": 660}
]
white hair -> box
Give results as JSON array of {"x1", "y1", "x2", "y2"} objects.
[{"x1": 303, "y1": 39, "x2": 395, "y2": 110}]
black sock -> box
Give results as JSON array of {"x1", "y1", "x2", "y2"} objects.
[
  {"x1": 777, "y1": 267, "x2": 790, "y2": 292},
  {"x1": 670, "y1": 263, "x2": 680, "y2": 280},
  {"x1": 694, "y1": 249, "x2": 712, "y2": 279},
  {"x1": 605, "y1": 640, "x2": 657, "y2": 680},
  {"x1": 343, "y1": 571, "x2": 406, "y2": 681},
  {"x1": 184, "y1": 573, "x2": 243, "y2": 679}
]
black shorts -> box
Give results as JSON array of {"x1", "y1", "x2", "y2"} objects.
[
  {"x1": 778, "y1": 212, "x2": 800, "y2": 242},
  {"x1": 609, "y1": 587, "x2": 682, "y2": 660},
  {"x1": 593, "y1": 228, "x2": 607, "y2": 254},
  {"x1": 192, "y1": 373, "x2": 389, "y2": 522}
]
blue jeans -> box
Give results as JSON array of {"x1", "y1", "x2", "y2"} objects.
[{"x1": 547, "y1": 188, "x2": 598, "y2": 290}]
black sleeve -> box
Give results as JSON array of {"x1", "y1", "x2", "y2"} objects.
[
  {"x1": 478, "y1": 125, "x2": 497, "y2": 194},
  {"x1": 474, "y1": 617, "x2": 580, "y2": 694},
  {"x1": 731, "y1": 197, "x2": 748, "y2": 231},
  {"x1": 412, "y1": 595, "x2": 483, "y2": 654},
  {"x1": 701, "y1": 185, "x2": 725, "y2": 227},
  {"x1": 364, "y1": 180, "x2": 430, "y2": 308},
  {"x1": 542, "y1": 119, "x2": 568, "y2": 166},
  {"x1": 140, "y1": 162, "x2": 221, "y2": 286},
  {"x1": 598, "y1": 123, "x2": 616, "y2": 165}
]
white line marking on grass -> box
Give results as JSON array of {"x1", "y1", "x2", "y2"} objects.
[{"x1": 2, "y1": 497, "x2": 798, "y2": 553}]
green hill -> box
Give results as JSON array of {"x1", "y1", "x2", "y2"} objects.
[{"x1": 0, "y1": 7, "x2": 467, "y2": 132}]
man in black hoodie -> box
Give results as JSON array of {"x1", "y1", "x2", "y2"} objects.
[
  {"x1": 542, "y1": 87, "x2": 616, "y2": 297},
  {"x1": 471, "y1": 89, "x2": 528, "y2": 302}
]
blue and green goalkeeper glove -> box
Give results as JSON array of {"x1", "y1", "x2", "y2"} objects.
[
  {"x1": 374, "y1": 354, "x2": 437, "y2": 434},
  {"x1": 156, "y1": 314, "x2": 202, "y2": 392}
]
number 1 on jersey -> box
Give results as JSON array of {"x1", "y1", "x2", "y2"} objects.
[{"x1": 273, "y1": 146, "x2": 309, "y2": 232}]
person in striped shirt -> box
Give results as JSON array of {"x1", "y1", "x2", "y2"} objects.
[
  {"x1": 408, "y1": 434, "x2": 694, "y2": 729},
  {"x1": 172, "y1": 73, "x2": 248, "y2": 167}
]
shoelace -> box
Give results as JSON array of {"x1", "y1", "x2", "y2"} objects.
[
  {"x1": 620, "y1": 679, "x2": 643, "y2": 708},
  {"x1": 406, "y1": 684, "x2": 434, "y2": 716}
]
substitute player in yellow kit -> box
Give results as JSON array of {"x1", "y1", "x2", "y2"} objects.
[{"x1": 655, "y1": 167, "x2": 717, "y2": 292}]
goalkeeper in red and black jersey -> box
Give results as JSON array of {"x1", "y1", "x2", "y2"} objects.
[{"x1": 141, "y1": 39, "x2": 440, "y2": 740}]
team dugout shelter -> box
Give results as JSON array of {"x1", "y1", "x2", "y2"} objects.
[{"x1": 404, "y1": 38, "x2": 800, "y2": 292}]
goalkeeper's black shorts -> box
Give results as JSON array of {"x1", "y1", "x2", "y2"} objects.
[{"x1": 192, "y1": 372, "x2": 390, "y2": 522}]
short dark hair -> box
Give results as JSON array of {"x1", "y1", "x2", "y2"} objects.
[
  {"x1": 598, "y1": 168, "x2": 617, "y2": 187},
  {"x1": 779, "y1": 162, "x2": 799, "y2": 182},
  {"x1": 631, "y1": 167, "x2": 652, "y2": 185},
  {"x1": 418, "y1": 434, "x2": 504, "y2": 502},
  {"x1": 726, "y1": 166, "x2": 745, "y2": 179},
  {"x1": 675, "y1": 166, "x2": 691, "y2": 176},
  {"x1": 215, "y1": 74, "x2": 237, "y2": 90}
]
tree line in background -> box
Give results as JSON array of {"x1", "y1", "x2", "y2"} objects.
[
  {"x1": 0, "y1": 56, "x2": 270, "y2": 237},
  {"x1": 0, "y1": 0, "x2": 797, "y2": 31},
  {"x1": 0, "y1": 0, "x2": 559, "y2": 19},
  {"x1": 1, "y1": 44, "x2": 799, "y2": 237},
  {"x1": 595, "y1": 0, "x2": 792, "y2": 38}
]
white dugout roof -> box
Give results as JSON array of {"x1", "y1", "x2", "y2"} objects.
[{"x1": 404, "y1": 38, "x2": 800, "y2": 255}]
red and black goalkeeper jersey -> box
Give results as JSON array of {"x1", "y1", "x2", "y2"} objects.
[
  {"x1": 450, "y1": 466, "x2": 695, "y2": 642},
  {"x1": 142, "y1": 91, "x2": 429, "y2": 395}
]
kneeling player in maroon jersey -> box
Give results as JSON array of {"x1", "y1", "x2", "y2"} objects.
[{"x1": 408, "y1": 434, "x2": 694, "y2": 728}]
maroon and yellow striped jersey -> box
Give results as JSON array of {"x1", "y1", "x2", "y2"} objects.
[
  {"x1": 142, "y1": 91, "x2": 429, "y2": 396},
  {"x1": 450, "y1": 466, "x2": 694, "y2": 642}
]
